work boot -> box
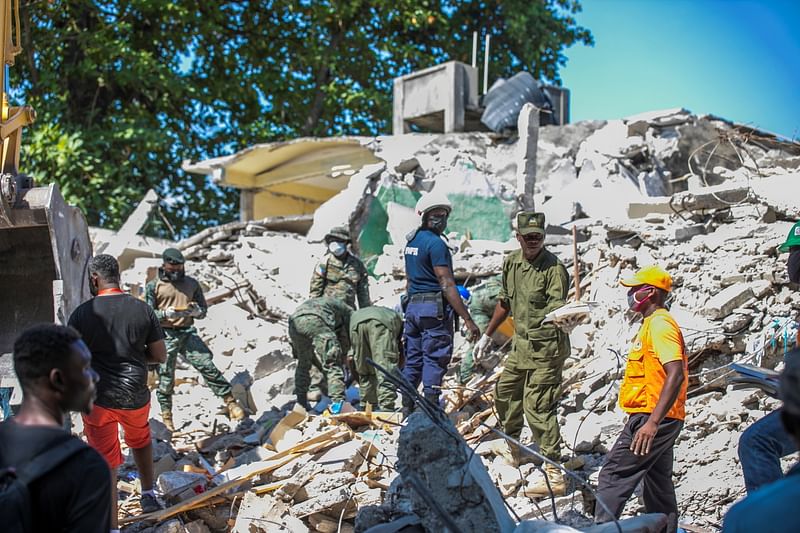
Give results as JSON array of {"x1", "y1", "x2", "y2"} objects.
[
  {"x1": 423, "y1": 392, "x2": 441, "y2": 409},
  {"x1": 296, "y1": 394, "x2": 311, "y2": 411},
  {"x1": 524, "y1": 464, "x2": 567, "y2": 498},
  {"x1": 140, "y1": 492, "x2": 162, "y2": 514},
  {"x1": 161, "y1": 410, "x2": 175, "y2": 432},
  {"x1": 223, "y1": 394, "x2": 245, "y2": 421},
  {"x1": 401, "y1": 395, "x2": 415, "y2": 420}
]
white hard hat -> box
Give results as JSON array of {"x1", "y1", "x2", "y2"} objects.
[{"x1": 415, "y1": 192, "x2": 452, "y2": 217}]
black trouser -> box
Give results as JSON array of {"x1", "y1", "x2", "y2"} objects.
[{"x1": 594, "y1": 413, "x2": 683, "y2": 533}]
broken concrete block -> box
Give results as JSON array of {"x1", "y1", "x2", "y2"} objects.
[
  {"x1": 206, "y1": 249, "x2": 232, "y2": 262},
  {"x1": 674, "y1": 224, "x2": 706, "y2": 243},
  {"x1": 626, "y1": 197, "x2": 674, "y2": 219},
  {"x1": 154, "y1": 519, "x2": 186, "y2": 533},
  {"x1": 489, "y1": 461, "x2": 523, "y2": 496},
  {"x1": 153, "y1": 453, "x2": 177, "y2": 479},
  {"x1": 183, "y1": 520, "x2": 211, "y2": 533},
  {"x1": 353, "y1": 487, "x2": 383, "y2": 508},
  {"x1": 375, "y1": 412, "x2": 515, "y2": 533},
  {"x1": 308, "y1": 513, "x2": 354, "y2": 533},
  {"x1": 672, "y1": 184, "x2": 752, "y2": 212},
  {"x1": 750, "y1": 279, "x2": 773, "y2": 299},
  {"x1": 275, "y1": 462, "x2": 317, "y2": 502},
  {"x1": 290, "y1": 486, "x2": 351, "y2": 516},
  {"x1": 149, "y1": 417, "x2": 174, "y2": 442},
  {"x1": 701, "y1": 284, "x2": 755, "y2": 320},
  {"x1": 232, "y1": 491, "x2": 308, "y2": 533},
  {"x1": 317, "y1": 439, "x2": 369, "y2": 474},
  {"x1": 209, "y1": 230, "x2": 233, "y2": 243},
  {"x1": 270, "y1": 455, "x2": 307, "y2": 481},
  {"x1": 723, "y1": 313, "x2": 753, "y2": 334},
  {"x1": 157, "y1": 471, "x2": 206, "y2": 503},
  {"x1": 393, "y1": 157, "x2": 419, "y2": 175},
  {"x1": 294, "y1": 471, "x2": 355, "y2": 503}
]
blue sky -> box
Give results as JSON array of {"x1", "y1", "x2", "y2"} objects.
[{"x1": 559, "y1": 0, "x2": 800, "y2": 140}]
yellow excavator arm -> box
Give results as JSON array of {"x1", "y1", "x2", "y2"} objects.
[
  {"x1": 0, "y1": 0, "x2": 35, "y2": 178},
  {"x1": 0, "y1": 0, "x2": 92, "y2": 391}
]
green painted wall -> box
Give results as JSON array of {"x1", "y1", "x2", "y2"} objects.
[
  {"x1": 446, "y1": 192, "x2": 512, "y2": 242},
  {"x1": 358, "y1": 185, "x2": 512, "y2": 264}
]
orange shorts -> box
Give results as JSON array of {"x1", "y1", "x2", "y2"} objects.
[{"x1": 82, "y1": 402, "x2": 152, "y2": 469}]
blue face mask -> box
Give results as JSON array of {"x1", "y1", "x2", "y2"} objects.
[{"x1": 328, "y1": 241, "x2": 347, "y2": 257}]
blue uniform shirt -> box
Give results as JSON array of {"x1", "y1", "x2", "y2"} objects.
[{"x1": 404, "y1": 229, "x2": 453, "y2": 295}]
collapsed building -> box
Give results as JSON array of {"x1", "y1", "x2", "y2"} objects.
[{"x1": 83, "y1": 107, "x2": 800, "y2": 532}]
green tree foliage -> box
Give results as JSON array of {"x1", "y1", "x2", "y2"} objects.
[{"x1": 14, "y1": 0, "x2": 592, "y2": 236}]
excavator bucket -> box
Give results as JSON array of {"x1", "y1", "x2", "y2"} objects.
[{"x1": 0, "y1": 179, "x2": 92, "y2": 393}]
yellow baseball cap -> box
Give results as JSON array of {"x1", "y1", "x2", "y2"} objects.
[{"x1": 620, "y1": 264, "x2": 673, "y2": 292}]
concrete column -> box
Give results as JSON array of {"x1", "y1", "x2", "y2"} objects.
[
  {"x1": 516, "y1": 103, "x2": 539, "y2": 211},
  {"x1": 392, "y1": 78, "x2": 408, "y2": 135},
  {"x1": 443, "y1": 62, "x2": 465, "y2": 133},
  {"x1": 239, "y1": 189, "x2": 255, "y2": 222}
]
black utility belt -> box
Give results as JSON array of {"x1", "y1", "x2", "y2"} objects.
[{"x1": 409, "y1": 291, "x2": 443, "y2": 303}]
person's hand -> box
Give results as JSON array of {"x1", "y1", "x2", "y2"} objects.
[
  {"x1": 630, "y1": 418, "x2": 659, "y2": 456},
  {"x1": 554, "y1": 314, "x2": 589, "y2": 334},
  {"x1": 473, "y1": 334, "x2": 492, "y2": 362},
  {"x1": 464, "y1": 319, "x2": 480, "y2": 343}
]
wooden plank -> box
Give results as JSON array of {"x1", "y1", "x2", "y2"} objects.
[{"x1": 119, "y1": 428, "x2": 347, "y2": 525}]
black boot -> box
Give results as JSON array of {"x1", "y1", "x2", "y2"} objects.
[
  {"x1": 423, "y1": 392, "x2": 440, "y2": 409},
  {"x1": 295, "y1": 394, "x2": 311, "y2": 411},
  {"x1": 401, "y1": 395, "x2": 415, "y2": 419}
]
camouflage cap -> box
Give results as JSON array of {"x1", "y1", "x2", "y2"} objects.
[
  {"x1": 516, "y1": 211, "x2": 546, "y2": 236},
  {"x1": 162, "y1": 247, "x2": 185, "y2": 264},
  {"x1": 325, "y1": 226, "x2": 351, "y2": 243}
]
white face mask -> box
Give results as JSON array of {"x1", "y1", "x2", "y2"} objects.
[{"x1": 328, "y1": 241, "x2": 347, "y2": 257}]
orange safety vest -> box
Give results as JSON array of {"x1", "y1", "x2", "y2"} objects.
[{"x1": 619, "y1": 309, "x2": 688, "y2": 421}]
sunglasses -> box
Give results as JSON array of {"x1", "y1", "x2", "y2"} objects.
[{"x1": 520, "y1": 233, "x2": 544, "y2": 242}]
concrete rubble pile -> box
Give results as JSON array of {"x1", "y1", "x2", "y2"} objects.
[{"x1": 112, "y1": 108, "x2": 799, "y2": 532}]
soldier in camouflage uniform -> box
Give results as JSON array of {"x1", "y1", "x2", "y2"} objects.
[
  {"x1": 309, "y1": 226, "x2": 371, "y2": 310},
  {"x1": 288, "y1": 296, "x2": 353, "y2": 410},
  {"x1": 459, "y1": 275, "x2": 503, "y2": 383},
  {"x1": 146, "y1": 248, "x2": 244, "y2": 431},
  {"x1": 476, "y1": 212, "x2": 570, "y2": 496},
  {"x1": 350, "y1": 306, "x2": 403, "y2": 411}
]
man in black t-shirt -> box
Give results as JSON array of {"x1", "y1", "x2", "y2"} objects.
[
  {"x1": 68, "y1": 254, "x2": 167, "y2": 524},
  {"x1": 0, "y1": 324, "x2": 110, "y2": 532}
]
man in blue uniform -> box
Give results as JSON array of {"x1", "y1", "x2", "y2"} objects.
[{"x1": 402, "y1": 192, "x2": 480, "y2": 414}]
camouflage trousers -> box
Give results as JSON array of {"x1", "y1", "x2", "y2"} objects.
[
  {"x1": 494, "y1": 362, "x2": 564, "y2": 461},
  {"x1": 289, "y1": 314, "x2": 346, "y2": 403},
  {"x1": 156, "y1": 328, "x2": 232, "y2": 412},
  {"x1": 351, "y1": 321, "x2": 400, "y2": 411}
]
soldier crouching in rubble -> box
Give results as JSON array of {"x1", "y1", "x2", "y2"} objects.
[
  {"x1": 476, "y1": 211, "x2": 571, "y2": 497},
  {"x1": 349, "y1": 306, "x2": 404, "y2": 411},
  {"x1": 146, "y1": 248, "x2": 244, "y2": 431},
  {"x1": 289, "y1": 296, "x2": 353, "y2": 411},
  {"x1": 310, "y1": 225, "x2": 371, "y2": 309}
]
